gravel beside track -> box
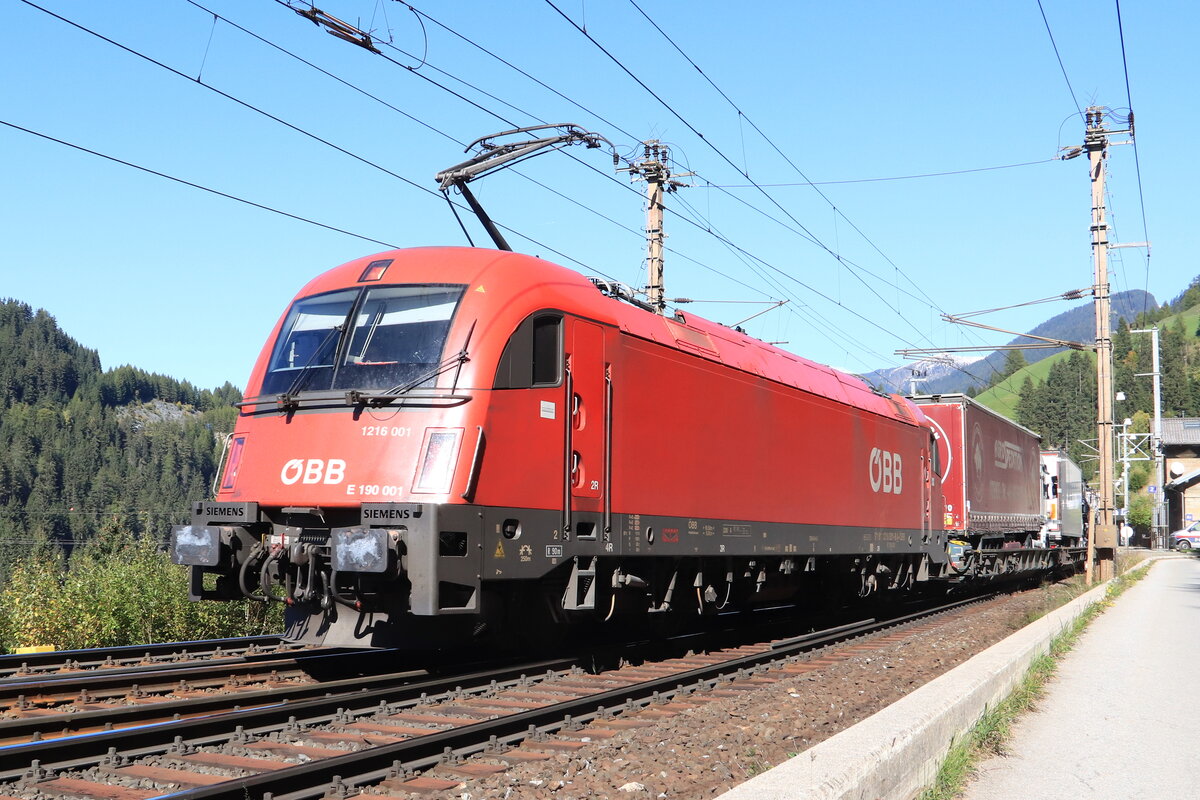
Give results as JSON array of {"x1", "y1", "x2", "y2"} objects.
[{"x1": 401, "y1": 585, "x2": 1078, "y2": 800}]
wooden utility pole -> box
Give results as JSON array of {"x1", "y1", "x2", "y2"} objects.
[
  {"x1": 1083, "y1": 106, "x2": 1131, "y2": 581},
  {"x1": 622, "y1": 141, "x2": 688, "y2": 314}
]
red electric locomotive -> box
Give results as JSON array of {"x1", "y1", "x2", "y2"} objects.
[{"x1": 171, "y1": 248, "x2": 1068, "y2": 648}]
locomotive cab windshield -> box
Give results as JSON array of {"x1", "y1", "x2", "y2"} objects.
[{"x1": 261, "y1": 284, "x2": 466, "y2": 396}]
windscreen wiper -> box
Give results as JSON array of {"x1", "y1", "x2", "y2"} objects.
[
  {"x1": 277, "y1": 324, "x2": 344, "y2": 411},
  {"x1": 344, "y1": 350, "x2": 470, "y2": 407},
  {"x1": 345, "y1": 321, "x2": 477, "y2": 407}
]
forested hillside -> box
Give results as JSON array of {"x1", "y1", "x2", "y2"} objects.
[
  {"x1": 974, "y1": 277, "x2": 1200, "y2": 528},
  {"x1": 929, "y1": 289, "x2": 1152, "y2": 395},
  {"x1": 1012, "y1": 350, "x2": 1096, "y2": 473},
  {"x1": 0, "y1": 299, "x2": 240, "y2": 570}
]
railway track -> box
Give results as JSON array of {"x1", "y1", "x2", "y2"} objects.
[
  {"x1": 0, "y1": 596, "x2": 987, "y2": 800},
  {"x1": 0, "y1": 636, "x2": 291, "y2": 679},
  {"x1": 0, "y1": 645, "x2": 409, "y2": 712},
  {"x1": 0, "y1": 649, "x2": 425, "y2": 747}
]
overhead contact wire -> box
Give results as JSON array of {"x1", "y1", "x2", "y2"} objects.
[
  {"x1": 264, "y1": 0, "x2": 829, "y2": 312},
  {"x1": 0, "y1": 119, "x2": 400, "y2": 249},
  {"x1": 569, "y1": 0, "x2": 1005, "y2": 384},
  {"x1": 189, "y1": 1, "x2": 644, "y2": 269},
  {"x1": 1037, "y1": 0, "x2": 1083, "y2": 118},
  {"x1": 271, "y1": 0, "x2": 926, "y2": 364},
  {"x1": 1114, "y1": 0, "x2": 1152, "y2": 317},
  {"x1": 626, "y1": 0, "x2": 1015, "y2": 382},
  {"x1": 20, "y1": 0, "x2": 605, "y2": 277},
  {"x1": 703, "y1": 159, "x2": 1058, "y2": 187}
]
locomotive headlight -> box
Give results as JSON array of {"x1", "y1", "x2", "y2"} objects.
[
  {"x1": 170, "y1": 525, "x2": 224, "y2": 566},
  {"x1": 331, "y1": 526, "x2": 391, "y2": 573},
  {"x1": 413, "y1": 428, "x2": 463, "y2": 494}
]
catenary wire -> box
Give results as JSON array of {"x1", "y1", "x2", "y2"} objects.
[
  {"x1": 623, "y1": 0, "x2": 1005, "y2": 353},
  {"x1": 667, "y1": 191, "x2": 907, "y2": 368},
  {"x1": 199, "y1": 0, "x2": 898, "y2": 367},
  {"x1": 0, "y1": 119, "x2": 400, "y2": 249},
  {"x1": 266, "y1": 1, "x2": 914, "y2": 361},
  {"x1": 391, "y1": 2, "x2": 1003, "y2": 388},
  {"x1": 193, "y1": 0, "x2": 781, "y2": 307},
  {"x1": 18, "y1": 0, "x2": 609, "y2": 279},
  {"x1": 668, "y1": 193, "x2": 899, "y2": 366},
  {"x1": 41, "y1": 1, "x2": 1009, "y2": 392},
  {"x1": 275, "y1": 4, "x2": 1016, "y2": 393},
  {"x1": 185, "y1": 1, "x2": 650, "y2": 266},
  {"x1": 1036, "y1": 0, "x2": 1084, "y2": 118},
  {"x1": 699, "y1": 159, "x2": 1059, "y2": 187},
  {"x1": 542, "y1": 1, "x2": 879, "y2": 278},
  {"x1": 1113, "y1": 0, "x2": 1152, "y2": 318},
  {"x1": 572, "y1": 0, "x2": 1014, "y2": 386},
  {"x1": 300, "y1": 0, "x2": 990, "y2": 375},
  {"x1": 397, "y1": 2, "x2": 645, "y2": 146},
  {"x1": 33, "y1": 0, "x2": 849, "y2": 362}
]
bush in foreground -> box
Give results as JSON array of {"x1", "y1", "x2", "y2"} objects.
[{"x1": 0, "y1": 525, "x2": 281, "y2": 652}]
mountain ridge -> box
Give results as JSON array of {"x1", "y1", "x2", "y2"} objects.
[{"x1": 860, "y1": 289, "x2": 1155, "y2": 394}]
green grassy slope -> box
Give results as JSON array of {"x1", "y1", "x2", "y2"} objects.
[
  {"x1": 974, "y1": 304, "x2": 1200, "y2": 420},
  {"x1": 974, "y1": 351, "x2": 1074, "y2": 419}
]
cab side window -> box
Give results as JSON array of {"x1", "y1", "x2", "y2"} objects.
[{"x1": 494, "y1": 313, "x2": 562, "y2": 389}]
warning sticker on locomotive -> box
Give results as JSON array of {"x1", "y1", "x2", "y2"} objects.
[{"x1": 540, "y1": 401, "x2": 556, "y2": 420}]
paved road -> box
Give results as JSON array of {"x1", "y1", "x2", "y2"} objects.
[{"x1": 962, "y1": 555, "x2": 1200, "y2": 800}]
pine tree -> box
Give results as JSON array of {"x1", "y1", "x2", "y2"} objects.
[
  {"x1": 1001, "y1": 349, "x2": 1028, "y2": 380},
  {"x1": 1160, "y1": 322, "x2": 1189, "y2": 416}
]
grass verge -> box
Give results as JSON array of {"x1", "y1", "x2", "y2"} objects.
[{"x1": 917, "y1": 557, "x2": 1157, "y2": 800}]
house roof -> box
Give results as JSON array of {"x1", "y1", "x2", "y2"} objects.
[{"x1": 1161, "y1": 418, "x2": 1200, "y2": 446}]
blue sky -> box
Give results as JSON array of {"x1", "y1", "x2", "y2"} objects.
[{"x1": 2, "y1": 1, "x2": 1194, "y2": 391}]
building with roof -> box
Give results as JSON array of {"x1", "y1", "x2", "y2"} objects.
[{"x1": 1162, "y1": 418, "x2": 1200, "y2": 533}]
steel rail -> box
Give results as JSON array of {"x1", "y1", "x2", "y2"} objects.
[
  {"x1": 0, "y1": 635, "x2": 287, "y2": 678},
  {"x1": 0, "y1": 652, "x2": 422, "y2": 744},
  {"x1": 0, "y1": 671, "x2": 426, "y2": 747},
  {"x1": 0, "y1": 657, "x2": 580, "y2": 779},
  {"x1": 0, "y1": 647, "x2": 368, "y2": 705}
]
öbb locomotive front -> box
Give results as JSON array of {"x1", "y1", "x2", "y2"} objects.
[{"x1": 170, "y1": 248, "x2": 1070, "y2": 648}]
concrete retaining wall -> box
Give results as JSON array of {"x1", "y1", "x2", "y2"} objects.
[{"x1": 716, "y1": 574, "x2": 1122, "y2": 800}]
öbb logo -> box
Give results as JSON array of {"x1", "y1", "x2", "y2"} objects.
[
  {"x1": 280, "y1": 458, "x2": 346, "y2": 485},
  {"x1": 869, "y1": 448, "x2": 903, "y2": 494}
]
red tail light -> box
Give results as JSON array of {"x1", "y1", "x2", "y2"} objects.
[{"x1": 220, "y1": 435, "x2": 247, "y2": 491}]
